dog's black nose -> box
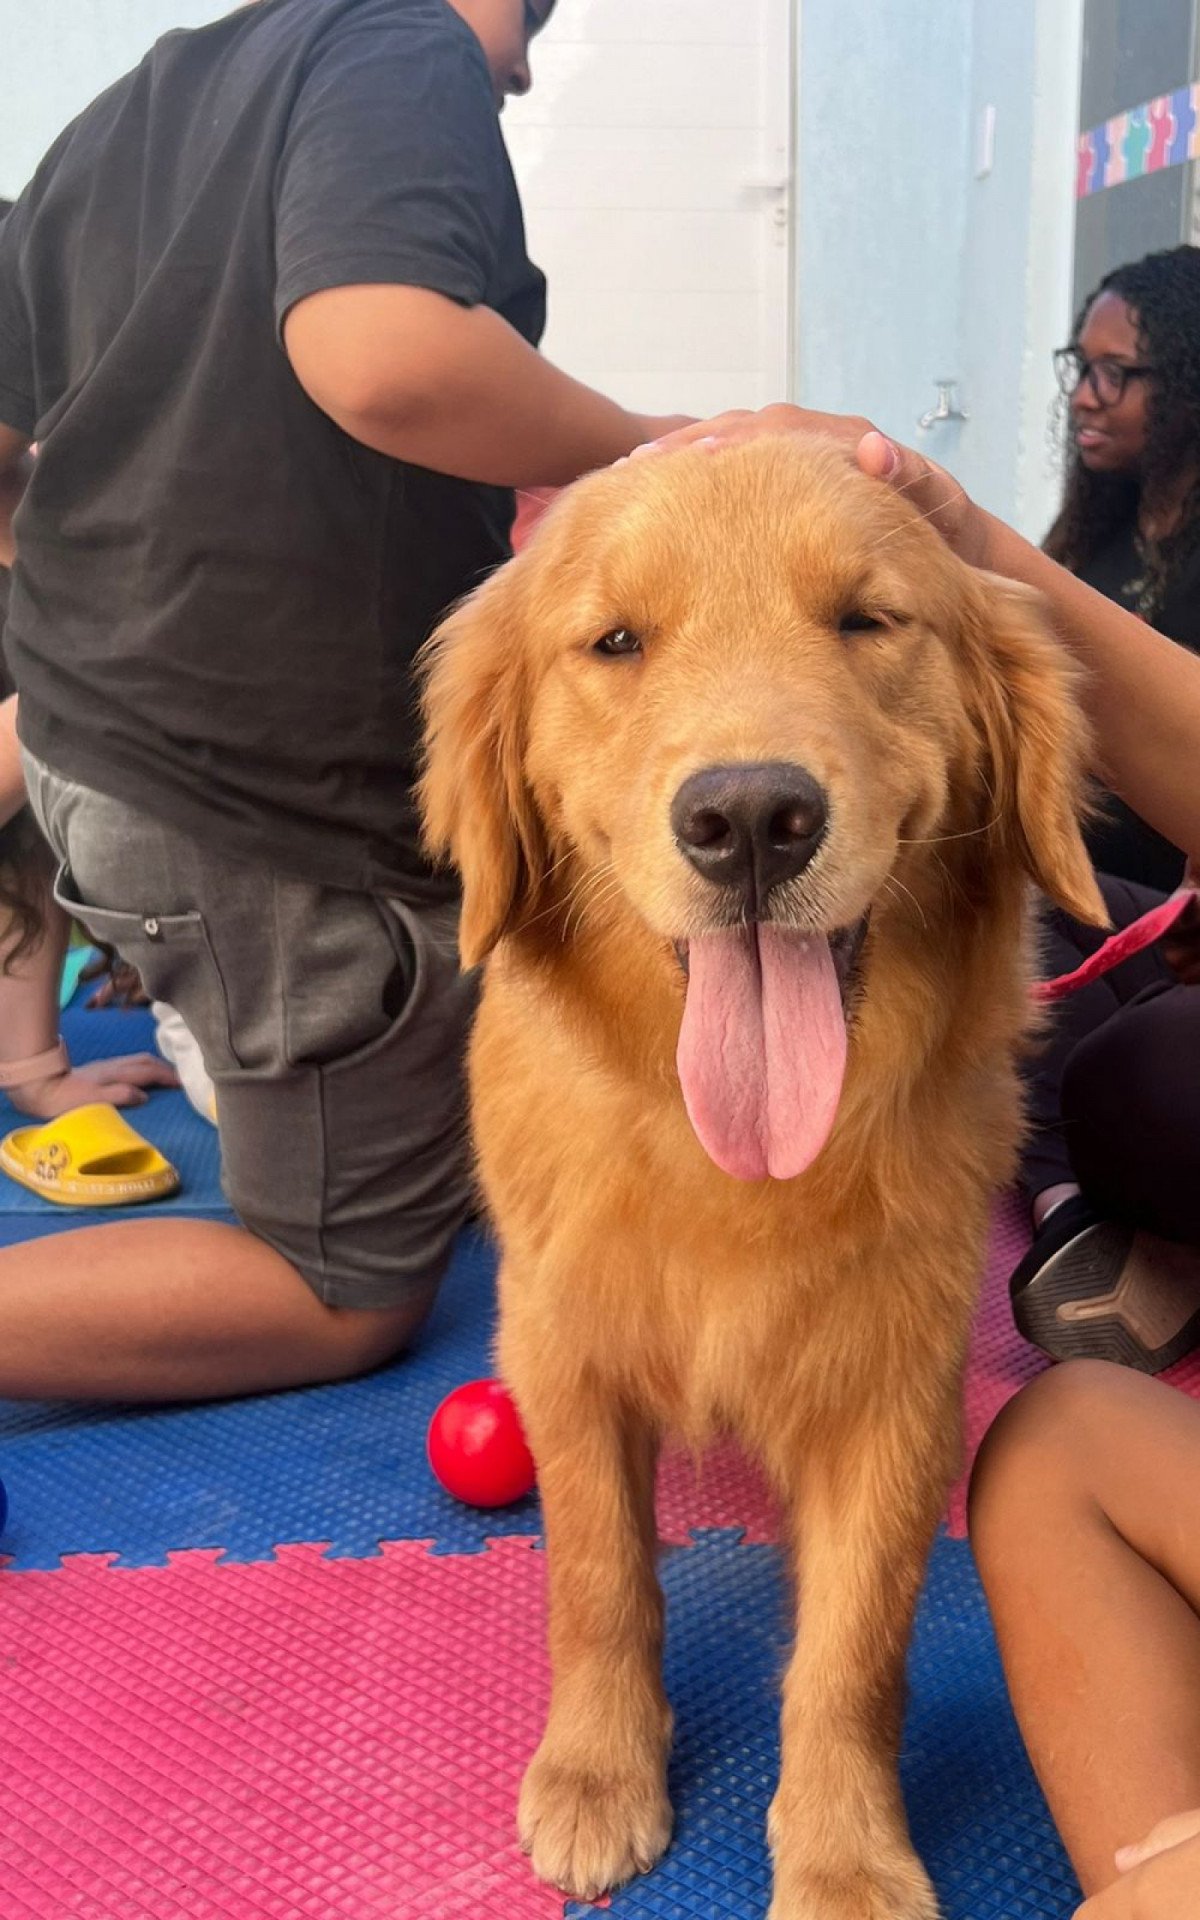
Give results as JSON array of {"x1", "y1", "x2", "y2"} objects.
[{"x1": 672, "y1": 762, "x2": 829, "y2": 902}]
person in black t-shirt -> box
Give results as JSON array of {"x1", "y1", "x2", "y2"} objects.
[
  {"x1": 0, "y1": 0, "x2": 688, "y2": 1402},
  {"x1": 0, "y1": 196, "x2": 173, "y2": 1123}
]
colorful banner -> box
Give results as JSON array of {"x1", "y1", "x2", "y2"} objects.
[{"x1": 1077, "y1": 82, "x2": 1199, "y2": 198}]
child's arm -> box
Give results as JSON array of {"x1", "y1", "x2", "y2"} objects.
[
  {"x1": 0, "y1": 700, "x2": 178, "y2": 1118},
  {"x1": 284, "y1": 285, "x2": 690, "y2": 489},
  {"x1": 0, "y1": 694, "x2": 24, "y2": 829},
  {"x1": 0, "y1": 896, "x2": 178, "y2": 1119}
]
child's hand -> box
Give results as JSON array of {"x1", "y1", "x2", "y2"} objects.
[
  {"x1": 1075, "y1": 1812, "x2": 1200, "y2": 1917},
  {"x1": 9, "y1": 1052, "x2": 179, "y2": 1119}
]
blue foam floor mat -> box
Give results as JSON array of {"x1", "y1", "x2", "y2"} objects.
[
  {"x1": 559, "y1": 1533, "x2": 1080, "y2": 1920},
  {"x1": 0, "y1": 1223, "x2": 533, "y2": 1568}
]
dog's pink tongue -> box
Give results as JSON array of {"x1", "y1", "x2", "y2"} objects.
[{"x1": 677, "y1": 925, "x2": 848, "y2": 1181}]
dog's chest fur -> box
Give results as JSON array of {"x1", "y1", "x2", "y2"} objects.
[{"x1": 476, "y1": 949, "x2": 1018, "y2": 1457}]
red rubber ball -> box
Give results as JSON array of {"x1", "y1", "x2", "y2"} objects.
[{"x1": 427, "y1": 1379, "x2": 536, "y2": 1508}]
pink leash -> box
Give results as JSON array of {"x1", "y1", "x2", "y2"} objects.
[{"x1": 1032, "y1": 887, "x2": 1197, "y2": 1003}]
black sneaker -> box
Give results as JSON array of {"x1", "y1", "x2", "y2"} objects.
[{"x1": 1010, "y1": 1194, "x2": 1200, "y2": 1374}]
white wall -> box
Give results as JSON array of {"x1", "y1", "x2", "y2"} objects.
[
  {"x1": 0, "y1": 1, "x2": 232, "y2": 199},
  {"x1": 505, "y1": 0, "x2": 795, "y2": 418}
]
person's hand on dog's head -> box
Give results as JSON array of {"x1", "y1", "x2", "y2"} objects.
[{"x1": 630, "y1": 404, "x2": 990, "y2": 568}]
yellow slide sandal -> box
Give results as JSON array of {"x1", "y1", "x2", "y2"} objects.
[{"x1": 0, "y1": 1103, "x2": 180, "y2": 1207}]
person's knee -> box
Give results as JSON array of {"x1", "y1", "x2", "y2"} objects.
[
  {"x1": 968, "y1": 1361, "x2": 1115, "y2": 1557},
  {"x1": 1062, "y1": 993, "x2": 1200, "y2": 1234},
  {"x1": 318, "y1": 1288, "x2": 440, "y2": 1380},
  {"x1": 1061, "y1": 1021, "x2": 1140, "y2": 1150}
]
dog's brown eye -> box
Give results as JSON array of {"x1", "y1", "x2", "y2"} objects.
[
  {"x1": 838, "y1": 609, "x2": 890, "y2": 639},
  {"x1": 593, "y1": 628, "x2": 643, "y2": 658}
]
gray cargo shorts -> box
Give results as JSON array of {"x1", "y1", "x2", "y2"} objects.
[{"x1": 23, "y1": 753, "x2": 477, "y2": 1310}]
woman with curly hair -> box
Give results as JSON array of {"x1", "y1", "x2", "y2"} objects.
[
  {"x1": 1009, "y1": 246, "x2": 1200, "y2": 1375},
  {"x1": 1046, "y1": 244, "x2": 1200, "y2": 889}
]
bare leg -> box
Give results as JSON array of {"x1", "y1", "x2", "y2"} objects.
[
  {"x1": 0, "y1": 1219, "x2": 433, "y2": 1399},
  {"x1": 767, "y1": 1394, "x2": 952, "y2": 1919},
  {"x1": 969, "y1": 1360, "x2": 1200, "y2": 1895},
  {"x1": 516, "y1": 1374, "x2": 672, "y2": 1899}
]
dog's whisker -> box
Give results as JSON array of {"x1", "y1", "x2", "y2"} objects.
[
  {"x1": 865, "y1": 496, "x2": 959, "y2": 556},
  {"x1": 571, "y1": 878, "x2": 625, "y2": 940},
  {"x1": 542, "y1": 847, "x2": 578, "y2": 883},
  {"x1": 881, "y1": 872, "x2": 928, "y2": 932},
  {"x1": 561, "y1": 863, "x2": 621, "y2": 943},
  {"x1": 893, "y1": 815, "x2": 1002, "y2": 848},
  {"x1": 517, "y1": 855, "x2": 605, "y2": 936}
]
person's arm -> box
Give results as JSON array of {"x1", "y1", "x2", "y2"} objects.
[
  {"x1": 0, "y1": 889, "x2": 178, "y2": 1118},
  {"x1": 284, "y1": 284, "x2": 688, "y2": 488},
  {"x1": 639, "y1": 407, "x2": 1200, "y2": 860},
  {"x1": 972, "y1": 511, "x2": 1200, "y2": 862},
  {"x1": 0, "y1": 422, "x2": 32, "y2": 569},
  {"x1": 3, "y1": 703, "x2": 178, "y2": 1116},
  {"x1": 0, "y1": 693, "x2": 25, "y2": 828}
]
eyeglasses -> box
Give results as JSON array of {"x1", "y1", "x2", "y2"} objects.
[{"x1": 1053, "y1": 346, "x2": 1156, "y2": 406}]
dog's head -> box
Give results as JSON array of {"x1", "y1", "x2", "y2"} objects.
[{"x1": 420, "y1": 436, "x2": 1104, "y2": 1181}]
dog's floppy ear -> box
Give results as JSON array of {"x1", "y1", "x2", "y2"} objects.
[
  {"x1": 961, "y1": 573, "x2": 1108, "y2": 927},
  {"x1": 418, "y1": 562, "x2": 549, "y2": 968}
]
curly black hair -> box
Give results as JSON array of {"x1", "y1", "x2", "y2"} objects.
[{"x1": 1044, "y1": 245, "x2": 1200, "y2": 618}]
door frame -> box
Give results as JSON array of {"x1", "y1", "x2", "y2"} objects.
[{"x1": 763, "y1": 0, "x2": 798, "y2": 399}]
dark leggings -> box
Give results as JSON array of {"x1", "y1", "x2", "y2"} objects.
[{"x1": 1021, "y1": 873, "x2": 1200, "y2": 1245}]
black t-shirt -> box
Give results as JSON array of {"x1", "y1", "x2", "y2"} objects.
[
  {"x1": 0, "y1": 0, "x2": 546, "y2": 898},
  {"x1": 1076, "y1": 522, "x2": 1200, "y2": 893}
]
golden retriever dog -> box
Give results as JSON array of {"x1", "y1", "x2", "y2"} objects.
[{"x1": 419, "y1": 436, "x2": 1104, "y2": 1920}]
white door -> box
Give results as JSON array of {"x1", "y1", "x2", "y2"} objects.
[{"x1": 504, "y1": 0, "x2": 795, "y2": 421}]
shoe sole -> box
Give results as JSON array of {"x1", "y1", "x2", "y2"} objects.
[{"x1": 1013, "y1": 1221, "x2": 1200, "y2": 1374}]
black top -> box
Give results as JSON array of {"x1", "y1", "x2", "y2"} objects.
[
  {"x1": 0, "y1": 0, "x2": 545, "y2": 898},
  {"x1": 1076, "y1": 521, "x2": 1200, "y2": 893}
]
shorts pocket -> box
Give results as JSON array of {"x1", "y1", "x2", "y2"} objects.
[{"x1": 54, "y1": 864, "x2": 245, "y2": 1073}]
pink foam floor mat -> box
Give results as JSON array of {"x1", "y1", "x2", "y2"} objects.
[
  {"x1": 0, "y1": 1537, "x2": 562, "y2": 1920},
  {"x1": 0, "y1": 1530, "x2": 1078, "y2": 1920}
]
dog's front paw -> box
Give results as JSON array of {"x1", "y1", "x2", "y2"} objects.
[
  {"x1": 518, "y1": 1744, "x2": 673, "y2": 1900},
  {"x1": 767, "y1": 1855, "x2": 940, "y2": 1920}
]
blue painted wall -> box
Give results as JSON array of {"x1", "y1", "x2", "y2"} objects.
[
  {"x1": 796, "y1": 0, "x2": 1083, "y2": 538},
  {"x1": 796, "y1": 0, "x2": 972, "y2": 467},
  {"x1": 1, "y1": 2, "x2": 231, "y2": 200}
]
